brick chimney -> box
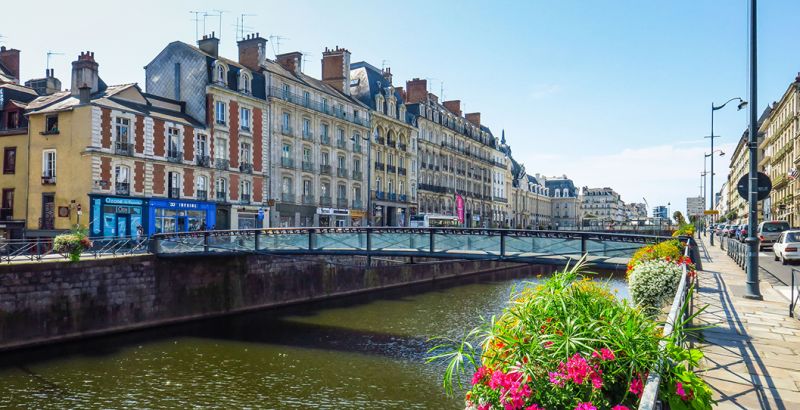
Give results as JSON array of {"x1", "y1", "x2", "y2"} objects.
[
  {"x1": 0, "y1": 46, "x2": 20, "y2": 83},
  {"x1": 465, "y1": 112, "x2": 481, "y2": 127},
  {"x1": 276, "y1": 51, "x2": 303, "y2": 75},
  {"x1": 395, "y1": 86, "x2": 406, "y2": 102},
  {"x1": 321, "y1": 46, "x2": 351, "y2": 95},
  {"x1": 382, "y1": 67, "x2": 392, "y2": 85},
  {"x1": 198, "y1": 32, "x2": 220, "y2": 57},
  {"x1": 405, "y1": 78, "x2": 427, "y2": 104},
  {"x1": 71, "y1": 51, "x2": 99, "y2": 96},
  {"x1": 443, "y1": 100, "x2": 461, "y2": 117},
  {"x1": 237, "y1": 33, "x2": 267, "y2": 71}
]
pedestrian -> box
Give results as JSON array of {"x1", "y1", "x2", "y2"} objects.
[{"x1": 136, "y1": 225, "x2": 144, "y2": 239}]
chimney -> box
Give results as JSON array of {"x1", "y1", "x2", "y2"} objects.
[
  {"x1": 443, "y1": 100, "x2": 461, "y2": 116},
  {"x1": 321, "y1": 46, "x2": 351, "y2": 95},
  {"x1": 198, "y1": 32, "x2": 220, "y2": 57},
  {"x1": 405, "y1": 78, "x2": 427, "y2": 104},
  {"x1": 395, "y1": 86, "x2": 406, "y2": 102},
  {"x1": 276, "y1": 51, "x2": 303, "y2": 75},
  {"x1": 70, "y1": 51, "x2": 99, "y2": 96},
  {"x1": 382, "y1": 67, "x2": 392, "y2": 85},
  {"x1": 0, "y1": 46, "x2": 21, "y2": 83},
  {"x1": 25, "y1": 68, "x2": 62, "y2": 95},
  {"x1": 237, "y1": 33, "x2": 267, "y2": 71},
  {"x1": 465, "y1": 112, "x2": 481, "y2": 127},
  {"x1": 79, "y1": 85, "x2": 91, "y2": 104}
]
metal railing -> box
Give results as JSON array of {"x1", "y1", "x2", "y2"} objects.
[
  {"x1": 723, "y1": 236, "x2": 748, "y2": 268},
  {"x1": 0, "y1": 236, "x2": 150, "y2": 264},
  {"x1": 791, "y1": 269, "x2": 800, "y2": 318},
  {"x1": 638, "y1": 237, "x2": 695, "y2": 410}
]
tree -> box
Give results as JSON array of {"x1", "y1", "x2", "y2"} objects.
[{"x1": 673, "y1": 211, "x2": 686, "y2": 226}]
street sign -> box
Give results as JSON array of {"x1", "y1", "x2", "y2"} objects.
[
  {"x1": 703, "y1": 210, "x2": 719, "y2": 215},
  {"x1": 736, "y1": 172, "x2": 771, "y2": 201}
]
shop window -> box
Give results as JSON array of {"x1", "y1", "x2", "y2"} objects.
[{"x1": 3, "y1": 147, "x2": 16, "y2": 174}]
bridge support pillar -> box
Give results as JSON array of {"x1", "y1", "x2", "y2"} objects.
[
  {"x1": 203, "y1": 232, "x2": 209, "y2": 253},
  {"x1": 581, "y1": 235, "x2": 587, "y2": 258},
  {"x1": 255, "y1": 230, "x2": 261, "y2": 251},
  {"x1": 500, "y1": 231, "x2": 506, "y2": 259}
]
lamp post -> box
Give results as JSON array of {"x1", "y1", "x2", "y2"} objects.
[
  {"x1": 352, "y1": 129, "x2": 374, "y2": 226},
  {"x1": 704, "y1": 150, "x2": 725, "y2": 233},
  {"x1": 707, "y1": 99, "x2": 747, "y2": 245},
  {"x1": 744, "y1": 0, "x2": 762, "y2": 300}
]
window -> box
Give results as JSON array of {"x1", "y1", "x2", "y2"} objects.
[
  {"x1": 282, "y1": 176, "x2": 292, "y2": 194},
  {"x1": 321, "y1": 182, "x2": 330, "y2": 197},
  {"x1": 303, "y1": 147, "x2": 312, "y2": 162},
  {"x1": 399, "y1": 180, "x2": 405, "y2": 195},
  {"x1": 241, "y1": 180, "x2": 252, "y2": 201},
  {"x1": 321, "y1": 123, "x2": 329, "y2": 141},
  {"x1": 303, "y1": 91, "x2": 311, "y2": 106},
  {"x1": 215, "y1": 101, "x2": 226, "y2": 125},
  {"x1": 42, "y1": 150, "x2": 56, "y2": 178},
  {"x1": 196, "y1": 134, "x2": 208, "y2": 157},
  {"x1": 303, "y1": 179, "x2": 312, "y2": 196},
  {"x1": 240, "y1": 142, "x2": 252, "y2": 165},
  {"x1": 321, "y1": 98, "x2": 329, "y2": 113},
  {"x1": 353, "y1": 186, "x2": 361, "y2": 201},
  {"x1": 337, "y1": 155, "x2": 345, "y2": 169},
  {"x1": 321, "y1": 151, "x2": 330, "y2": 165},
  {"x1": 337, "y1": 184, "x2": 346, "y2": 200},
  {"x1": 282, "y1": 112, "x2": 291, "y2": 133},
  {"x1": 217, "y1": 64, "x2": 226, "y2": 83},
  {"x1": 282, "y1": 83, "x2": 290, "y2": 99},
  {"x1": 197, "y1": 175, "x2": 208, "y2": 199},
  {"x1": 5, "y1": 111, "x2": 19, "y2": 129},
  {"x1": 214, "y1": 137, "x2": 228, "y2": 160},
  {"x1": 353, "y1": 158, "x2": 361, "y2": 173},
  {"x1": 3, "y1": 147, "x2": 16, "y2": 174},
  {"x1": 282, "y1": 144, "x2": 292, "y2": 159},
  {"x1": 240, "y1": 107, "x2": 251, "y2": 131},
  {"x1": 216, "y1": 177, "x2": 228, "y2": 200},
  {"x1": 45, "y1": 115, "x2": 59, "y2": 134},
  {"x1": 388, "y1": 179, "x2": 394, "y2": 194},
  {"x1": 168, "y1": 171, "x2": 182, "y2": 198},
  {"x1": 337, "y1": 128, "x2": 345, "y2": 144},
  {"x1": 167, "y1": 128, "x2": 181, "y2": 158},
  {"x1": 1, "y1": 188, "x2": 13, "y2": 219},
  {"x1": 115, "y1": 117, "x2": 130, "y2": 143},
  {"x1": 240, "y1": 73, "x2": 251, "y2": 94},
  {"x1": 376, "y1": 177, "x2": 382, "y2": 192},
  {"x1": 115, "y1": 165, "x2": 130, "y2": 194},
  {"x1": 302, "y1": 118, "x2": 311, "y2": 136}
]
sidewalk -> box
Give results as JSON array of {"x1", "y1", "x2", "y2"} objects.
[{"x1": 695, "y1": 236, "x2": 800, "y2": 409}]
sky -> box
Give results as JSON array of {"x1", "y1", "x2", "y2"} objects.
[{"x1": 3, "y1": 0, "x2": 800, "y2": 217}]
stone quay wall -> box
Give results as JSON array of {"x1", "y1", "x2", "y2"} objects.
[{"x1": 0, "y1": 254, "x2": 548, "y2": 351}]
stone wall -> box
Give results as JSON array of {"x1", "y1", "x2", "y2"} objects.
[{"x1": 0, "y1": 254, "x2": 545, "y2": 351}]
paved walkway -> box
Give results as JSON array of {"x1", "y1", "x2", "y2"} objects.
[{"x1": 695, "y1": 237, "x2": 800, "y2": 409}]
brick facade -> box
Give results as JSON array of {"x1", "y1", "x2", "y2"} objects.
[
  {"x1": 134, "y1": 115, "x2": 145, "y2": 154},
  {"x1": 253, "y1": 107, "x2": 263, "y2": 172},
  {"x1": 134, "y1": 161, "x2": 145, "y2": 193},
  {"x1": 183, "y1": 168, "x2": 194, "y2": 197},
  {"x1": 152, "y1": 163, "x2": 165, "y2": 195},
  {"x1": 183, "y1": 125, "x2": 194, "y2": 161},
  {"x1": 100, "y1": 108, "x2": 112, "y2": 149},
  {"x1": 229, "y1": 101, "x2": 239, "y2": 167}
]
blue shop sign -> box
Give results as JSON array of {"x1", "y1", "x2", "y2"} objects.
[
  {"x1": 89, "y1": 195, "x2": 147, "y2": 238},
  {"x1": 147, "y1": 198, "x2": 216, "y2": 236}
]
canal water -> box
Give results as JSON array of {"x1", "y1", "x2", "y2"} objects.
[{"x1": 0, "y1": 265, "x2": 628, "y2": 409}]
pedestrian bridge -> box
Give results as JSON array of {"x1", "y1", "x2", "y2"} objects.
[{"x1": 152, "y1": 228, "x2": 672, "y2": 269}]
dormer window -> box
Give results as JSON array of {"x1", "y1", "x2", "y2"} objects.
[
  {"x1": 216, "y1": 63, "x2": 227, "y2": 84},
  {"x1": 240, "y1": 72, "x2": 251, "y2": 94}
]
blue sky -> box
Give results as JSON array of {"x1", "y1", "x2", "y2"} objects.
[{"x1": 3, "y1": 0, "x2": 799, "y2": 216}]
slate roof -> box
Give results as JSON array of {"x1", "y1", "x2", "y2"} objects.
[
  {"x1": 349, "y1": 61, "x2": 412, "y2": 124},
  {"x1": 545, "y1": 178, "x2": 578, "y2": 197}
]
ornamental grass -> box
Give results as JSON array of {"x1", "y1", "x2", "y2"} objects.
[{"x1": 427, "y1": 258, "x2": 712, "y2": 410}]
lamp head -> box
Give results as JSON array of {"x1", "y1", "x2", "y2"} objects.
[
  {"x1": 737, "y1": 100, "x2": 748, "y2": 111},
  {"x1": 719, "y1": 150, "x2": 725, "y2": 156}
]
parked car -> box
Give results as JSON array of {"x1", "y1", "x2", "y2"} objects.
[
  {"x1": 773, "y1": 230, "x2": 800, "y2": 265},
  {"x1": 758, "y1": 220, "x2": 791, "y2": 250},
  {"x1": 736, "y1": 224, "x2": 748, "y2": 242},
  {"x1": 724, "y1": 224, "x2": 736, "y2": 237}
]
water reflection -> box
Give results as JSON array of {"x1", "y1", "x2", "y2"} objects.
[{"x1": 0, "y1": 265, "x2": 628, "y2": 409}]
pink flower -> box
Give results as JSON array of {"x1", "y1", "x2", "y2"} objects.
[
  {"x1": 590, "y1": 372, "x2": 603, "y2": 389},
  {"x1": 548, "y1": 371, "x2": 565, "y2": 387},
  {"x1": 599, "y1": 348, "x2": 615, "y2": 361},
  {"x1": 676, "y1": 381, "x2": 689, "y2": 400},
  {"x1": 543, "y1": 341, "x2": 554, "y2": 349},
  {"x1": 629, "y1": 377, "x2": 644, "y2": 397},
  {"x1": 472, "y1": 366, "x2": 491, "y2": 385},
  {"x1": 611, "y1": 406, "x2": 630, "y2": 410},
  {"x1": 478, "y1": 404, "x2": 490, "y2": 410},
  {"x1": 525, "y1": 405, "x2": 544, "y2": 410},
  {"x1": 564, "y1": 354, "x2": 591, "y2": 384},
  {"x1": 574, "y1": 403, "x2": 597, "y2": 410}
]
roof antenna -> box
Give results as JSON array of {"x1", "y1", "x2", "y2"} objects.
[
  {"x1": 381, "y1": 59, "x2": 390, "y2": 71},
  {"x1": 189, "y1": 11, "x2": 205, "y2": 40},
  {"x1": 213, "y1": 9, "x2": 229, "y2": 40},
  {"x1": 202, "y1": 12, "x2": 220, "y2": 37},
  {"x1": 269, "y1": 35, "x2": 289, "y2": 56},
  {"x1": 46, "y1": 50, "x2": 64, "y2": 73},
  {"x1": 240, "y1": 13, "x2": 257, "y2": 40},
  {"x1": 300, "y1": 51, "x2": 311, "y2": 73}
]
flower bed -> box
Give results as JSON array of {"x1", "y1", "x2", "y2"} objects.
[{"x1": 428, "y1": 258, "x2": 712, "y2": 410}]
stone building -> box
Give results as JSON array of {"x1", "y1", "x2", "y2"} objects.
[
  {"x1": 759, "y1": 77, "x2": 799, "y2": 224},
  {"x1": 405, "y1": 78, "x2": 496, "y2": 227},
  {"x1": 544, "y1": 175, "x2": 579, "y2": 230},
  {"x1": 349, "y1": 62, "x2": 417, "y2": 226},
  {"x1": 579, "y1": 186, "x2": 624, "y2": 228}
]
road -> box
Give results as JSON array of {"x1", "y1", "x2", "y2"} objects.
[{"x1": 700, "y1": 233, "x2": 797, "y2": 288}]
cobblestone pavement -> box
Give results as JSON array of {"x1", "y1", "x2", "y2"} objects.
[{"x1": 695, "y1": 237, "x2": 800, "y2": 409}]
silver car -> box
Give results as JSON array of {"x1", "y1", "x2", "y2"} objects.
[{"x1": 758, "y1": 221, "x2": 791, "y2": 250}]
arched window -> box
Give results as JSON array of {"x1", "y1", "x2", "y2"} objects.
[
  {"x1": 197, "y1": 175, "x2": 208, "y2": 200},
  {"x1": 216, "y1": 177, "x2": 227, "y2": 201},
  {"x1": 216, "y1": 64, "x2": 226, "y2": 84},
  {"x1": 240, "y1": 72, "x2": 251, "y2": 94}
]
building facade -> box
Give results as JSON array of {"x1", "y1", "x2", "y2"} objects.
[
  {"x1": 760, "y1": 79, "x2": 799, "y2": 224},
  {"x1": 580, "y1": 187, "x2": 624, "y2": 228},
  {"x1": 544, "y1": 175, "x2": 579, "y2": 230}
]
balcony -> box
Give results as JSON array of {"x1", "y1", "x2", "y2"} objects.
[
  {"x1": 337, "y1": 197, "x2": 348, "y2": 208},
  {"x1": 281, "y1": 125, "x2": 294, "y2": 136},
  {"x1": 196, "y1": 155, "x2": 211, "y2": 167},
  {"x1": 398, "y1": 167, "x2": 407, "y2": 176},
  {"x1": 352, "y1": 170, "x2": 363, "y2": 180},
  {"x1": 302, "y1": 195, "x2": 315, "y2": 205},
  {"x1": 302, "y1": 161, "x2": 315, "y2": 172},
  {"x1": 352, "y1": 199, "x2": 364, "y2": 210},
  {"x1": 375, "y1": 191, "x2": 385, "y2": 200},
  {"x1": 115, "y1": 182, "x2": 130, "y2": 196},
  {"x1": 376, "y1": 136, "x2": 385, "y2": 145},
  {"x1": 197, "y1": 190, "x2": 208, "y2": 201},
  {"x1": 281, "y1": 157, "x2": 295, "y2": 169},
  {"x1": 387, "y1": 139, "x2": 396, "y2": 148},
  {"x1": 114, "y1": 141, "x2": 134, "y2": 156},
  {"x1": 41, "y1": 175, "x2": 56, "y2": 185},
  {"x1": 353, "y1": 143, "x2": 362, "y2": 153},
  {"x1": 0, "y1": 126, "x2": 27, "y2": 136},
  {"x1": 281, "y1": 193, "x2": 295, "y2": 203},
  {"x1": 398, "y1": 143, "x2": 407, "y2": 152},
  {"x1": 337, "y1": 168, "x2": 348, "y2": 178},
  {"x1": 336, "y1": 139, "x2": 347, "y2": 149},
  {"x1": 168, "y1": 188, "x2": 180, "y2": 199},
  {"x1": 239, "y1": 162, "x2": 253, "y2": 174},
  {"x1": 320, "y1": 164, "x2": 332, "y2": 175},
  {"x1": 215, "y1": 158, "x2": 230, "y2": 170},
  {"x1": 399, "y1": 194, "x2": 407, "y2": 202},
  {"x1": 267, "y1": 86, "x2": 370, "y2": 128},
  {"x1": 320, "y1": 135, "x2": 331, "y2": 145},
  {"x1": 387, "y1": 165, "x2": 396, "y2": 173},
  {"x1": 389, "y1": 193, "x2": 397, "y2": 201},
  {"x1": 240, "y1": 194, "x2": 251, "y2": 204},
  {"x1": 375, "y1": 162, "x2": 385, "y2": 171},
  {"x1": 167, "y1": 150, "x2": 183, "y2": 163},
  {"x1": 302, "y1": 130, "x2": 314, "y2": 141},
  {"x1": 320, "y1": 196, "x2": 332, "y2": 206},
  {"x1": 216, "y1": 191, "x2": 227, "y2": 202}
]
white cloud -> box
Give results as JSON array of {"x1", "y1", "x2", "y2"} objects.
[{"x1": 528, "y1": 83, "x2": 561, "y2": 100}]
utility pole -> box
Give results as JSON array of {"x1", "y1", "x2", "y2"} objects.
[{"x1": 745, "y1": 0, "x2": 763, "y2": 300}]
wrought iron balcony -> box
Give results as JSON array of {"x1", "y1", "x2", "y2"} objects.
[
  {"x1": 336, "y1": 197, "x2": 348, "y2": 208},
  {"x1": 240, "y1": 194, "x2": 251, "y2": 204},
  {"x1": 320, "y1": 196, "x2": 332, "y2": 206},
  {"x1": 375, "y1": 162, "x2": 385, "y2": 171},
  {"x1": 167, "y1": 149, "x2": 183, "y2": 163},
  {"x1": 352, "y1": 199, "x2": 364, "y2": 209},
  {"x1": 398, "y1": 143, "x2": 407, "y2": 151},
  {"x1": 115, "y1": 141, "x2": 134, "y2": 156},
  {"x1": 302, "y1": 195, "x2": 315, "y2": 205},
  {"x1": 302, "y1": 130, "x2": 314, "y2": 141},
  {"x1": 337, "y1": 168, "x2": 348, "y2": 178},
  {"x1": 197, "y1": 190, "x2": 208, "y2": 201},
  {"x1": 239, "y1": 162, "x2": 254, "y2": 174},
  {"x1": 352, "y1": 170, "x2": 363, "y2": 180},
  {"x1": 398, "y1": 167, "x2": 407, "y2": 176},
  {"x1": 281, "y1": 125, "x2": 294, "y2": 136},
  {"x1": 387, "y1": 165, "x2": 396, "y2": 173},
  {"x1": 41, "y1": 175, "x2": 56, "y2": 185},
  {"x1": 375, "y1": 191, "x2": 385, "y2": 200},
  {"x1": 216, "y1": 191, "x2": 227, "y2": 202},
  {"x1": 281, "y1": 157, "x2": 295, "y2": 169},
  {"x1": 320, "y1": 135, "x2": 331, "y2": 145},
  {"x1": 196, "y1": 155, "x2": 211, "y2": 167},
  {"x1": 353, "y1": 143, "x2": 362, "y2": 153},
  {"x1": 389, "y1": 193, "x2": 397, "y2": 202},
  {"x1": 302, "y1": 161, "x2": 315, "y2": 172},
  {"x1": 336, "y1": 139, "x2": 347, "y2": 149},
  {"x1": 215, "y1": 158, "x2": 230, "y2": 170},
  {"x1": 115, "y1": 182, "x2": 130, "y2": 196},
  {"x1": 281, "y1": 193, "x2": 295, "y2": 203},
  {"x1": 399, "y1": 194, "x2": 407, "y2": 202},
  {"x1": 320, "y1": 164, "x2": 332, "y2": 175}
]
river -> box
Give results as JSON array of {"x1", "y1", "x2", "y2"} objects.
[{"x1": 0, "y1": 265, "x2": 629, "y2": 409}]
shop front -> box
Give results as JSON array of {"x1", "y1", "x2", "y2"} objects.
[
  {"x1": 89, "y1": 195, "x2": 146, "y2": 238},
  {"x1": 148, "y1": 198, "x2": 216, "y2": 236},
  {"x1": 317, "y1": 207, "x2": 350, "y2": 227},
  {"x1": 233, "y1": 205, "x2": 267, "y2": 229},
  {"x1": 350, "y1": 209, "x2": 366, "y2": 226}
]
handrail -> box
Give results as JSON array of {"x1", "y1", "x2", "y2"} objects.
[
  {"x1": 0, "y1": 236, "x2": 149, "y2": 264},
  {"x1": 638, "y1": 237, "x2": 694, "y2": 410}
]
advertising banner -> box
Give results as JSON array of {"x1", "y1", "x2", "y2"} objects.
[{"x1": 456, "y1": 194, "x2": 465, "y2": 225}]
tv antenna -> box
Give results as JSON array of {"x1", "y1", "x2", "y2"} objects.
[
  {"x1": 189, "y1": 11, "x2": 205, "y2": 40},
  {"x1": 238, "y1": 13, "x2": 257, "y2": 40},
  {"x1": 46, "y1": 51, "x2": 64, "y2": 72},
  {"x1": 381, "y1": 60, "x2": 390, "y2": 71},
  {"x1": 212, "y1": 9, "x2": 229, "y2": 39},
  {"x1": 299, "y1": 51, "x2": 311, "y2": 73},
  {"x1": 269, "y1": 35, "x2": 289, "y2": 56},
  {"x1": 202, "y1": 12, "x2": 220, "y2": 36}
]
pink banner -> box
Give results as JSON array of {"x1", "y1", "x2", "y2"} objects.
[{"x1": 456, "y1": 194, "x2": 465, "y2": 225}]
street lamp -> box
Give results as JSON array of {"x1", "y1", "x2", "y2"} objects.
[
  {"x1": 352, "y1": 129, "x2": 375, "y2": 227},
  {"x1": 704, "y1": 150, "x2": 725, "y2": 233},
  {"x1": 706, "y1": 97, "x2": 747, "y2": 246},
  {"x1": 744, "y1": 0, "x2": 762, "y2": 300}
]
